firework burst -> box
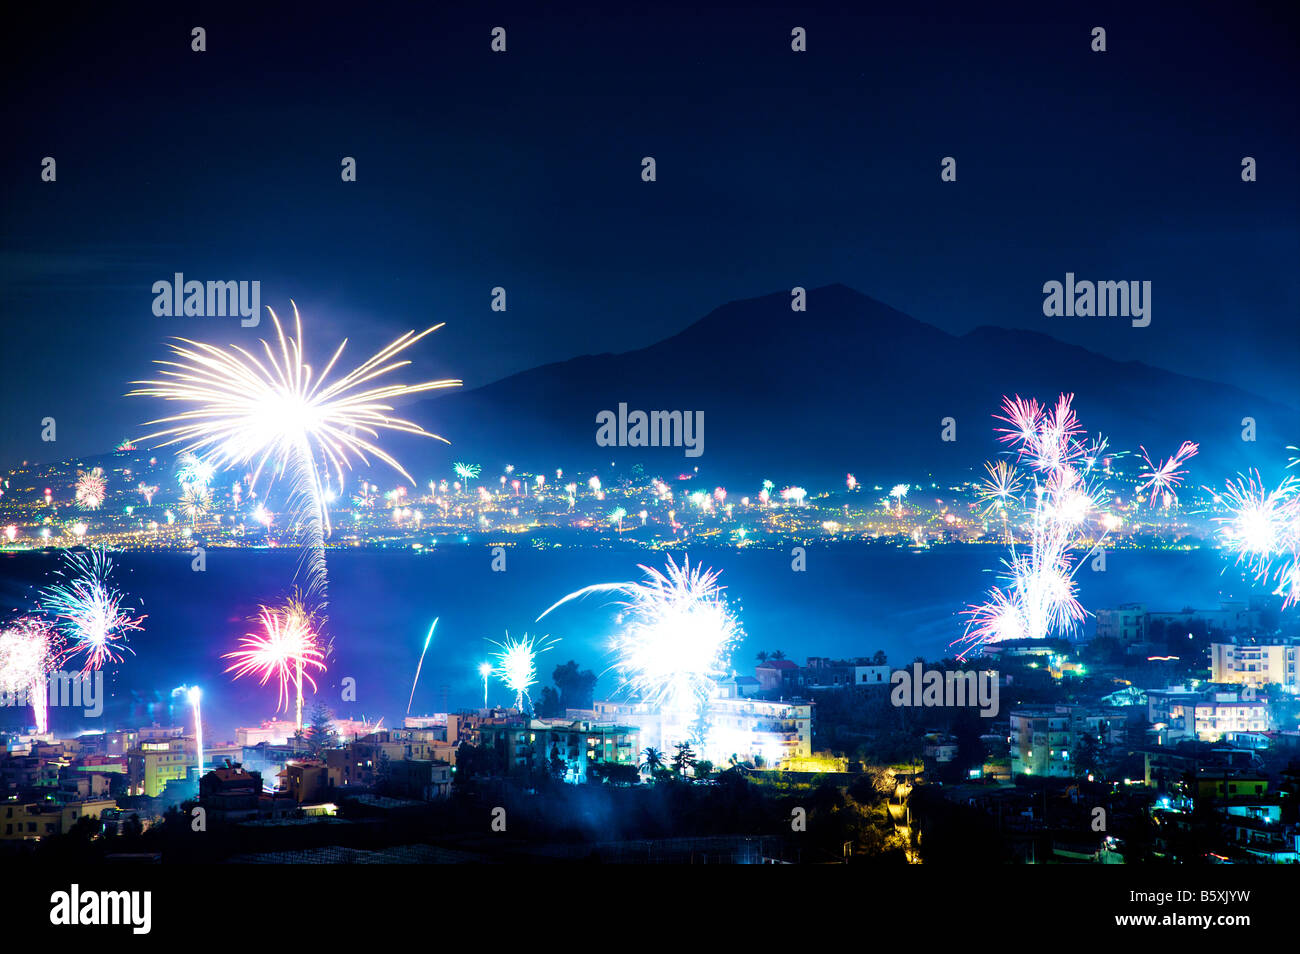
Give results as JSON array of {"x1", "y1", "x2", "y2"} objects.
[
  {"x1": 537, "y1": 556, "x2": 741, "y2": 743},
  {"x1": 129, "y1": 302, "x2": 461, "y2": 604},
  {"x1": 978, "y1": 461, "x2": 1023, "y2": 517},
  {"x1": 179, "y1": 484, "x2": 213, "y2": 523},
  {"x1": 958, "y1": 393, "x2": 1194, "y2": 658},
  {"x1": 176, "y1": 452, "x2": 216, "y2": 492},
  {"x1": 41, "y1": 549, "x2": 145, "y2": 673},
  {"x1": 223, "y1": 597, "x2": 327, "y2": 729},
  {"x1": 1213, "y1": 469, "x2": 1300, "y2": 607},
  {"x1": 75, "y1": 469, "x2": 107, "y2": 510},
  {"x1": 1138, "y1": 440, "x2": 1199, "y2": 507},
  {"x1": 487, "y1": 631, "x2": 557, "y2": 713},
  {"x1": 0, "y1": 618, "x2": 60, "y2": 733}
]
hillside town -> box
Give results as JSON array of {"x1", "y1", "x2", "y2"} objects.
[{"x1": 5, "y1": 595, "x2": 1297, "y2": 864}]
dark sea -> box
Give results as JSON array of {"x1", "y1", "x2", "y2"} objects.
[{"x1": 0, "y1": 544, "x2": 1260, "y2": 740}]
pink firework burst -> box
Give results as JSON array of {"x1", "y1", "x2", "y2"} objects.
[{"x1": 1138, "y1": 441, "x2": 1199, "y2": 507}]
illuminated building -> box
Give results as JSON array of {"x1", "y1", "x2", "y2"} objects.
[
  {"x1": 1010, "y1": 707, "x2": 1076, "y2": 777},
  {"x1": 235, "y1": 720, "x2": 299, "y2": 746},
  {"x1": 803, "y1": 656, "x2": 891, "y2": 688},
  {"x1": 593, "y1": 693, "x2": 812, "y2": 768},
  {"x1": 1211, "y1": 638, "x2": 1300, "y2": 693},
  {"x1": 1148, "y1": 686, "x2": 1273, "y2": 743},
  {"x1": 477, "y1": 718, "x2": 639, "y2": 783},
  {"x1": 1, "y1": 798, "x2": 116, "y2": 841},
  {"x1": 127, "y1": 737, "x2": 193, "y2": 797}
]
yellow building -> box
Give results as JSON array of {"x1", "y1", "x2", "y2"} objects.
[
  {"x1": 1, "y1": 798, "x2": 116, "y2": 841},
  {"x1": 1211, "y1": 641, "x2": 1300, "y2": 693},
  {"x1": 127, "y1": 738, "x2": 194, "y2": 796}
]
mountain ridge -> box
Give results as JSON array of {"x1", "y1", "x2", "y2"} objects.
[{"x1": 403, "y1": 284, "x2": 1298, "y2": 485}]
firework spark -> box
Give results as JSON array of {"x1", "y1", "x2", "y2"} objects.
[
  {"x1": 609, "y1": 506, "x2": 627, "y2": 532},
  {"x1": 40, "y1": 549, "x2": 145, "y2": 673},
  {"x1": 537, "y1": 556, "x2": 741, "y2": 743},
  {"x1": 75, "y1": 469, "x2": 107, "y2": 510},
  {"x1": 1214, "y1": 469, "x2": 1300, "y2": 607},
  {"x1": 488, "y1": 631, "x2": 556, "y2": 713},
  {"x1": 223, "y1": 598, "x2": 327, "y2": 728},
  {"x1": 179, "y1": 484, "x2": 213, "y2": 523},
  {"x1": 1138, "y1": 441, "x2": 1199, "y2": 507},
  {"x1": 129, "y1": 302, "x2": 461, "y2": 603},
  {"x1": 958, "y1": 394, "x2": 1193, "y2": 658},
  {"x1": 0, "y1": 618, "x2": 60, "y2": 733},
  {"x1": 176, "y1": 452, "x2": 216, "y2": 492},
  {"x1": 978, "y1": 461, "x2": 1023, "y2": 518}
]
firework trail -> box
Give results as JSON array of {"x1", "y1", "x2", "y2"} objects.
[
  {"x1": 957, "y1": 393, "x2": 1195, "y2": 658},
  {"x1": 609, "y1": 507, "x2": 627, "y2": 532},
  {"x1": 889, "y1": 484, "x2": 909, "y2": 512},
  {"x1": 1138, "y1": 441, "x2": 1199, "y2": 507},
  {"x1": 173, "y1": 685, "x2": 204, "y2": 775},
  {"x1": 406, "y1": 617, "x2": 438, "y2": 716},
  {"x1": 537, "y1": 555, "x2": 741, "y2": 745},
  {"x1": 223, "y1": 597, "x2": 327, "y2": 729},
  {"x1": 129, "y1": 302, "x2": 460, "y2": 606},
  {"x1": 137, "y1": 482, "x2": 158, "y2": 506},
  {"x1": 75, "y1": 469, "x2": 107, "y2": 510},
  {"x1": 487, "y1": 631, "x2": 557, "y2": 713},
  {"x1": 41, "y1": 549, "x2": 145, "y2": 673},
  {"x1": 0, "y1": 618, "x2": 60, "y2": 733},
  {"x1": 453, "y1": 462, "x2": 480, "y2": 489},
  {"x1": 1213, "y1": 469, "x2": 1300, "y2": 608}
]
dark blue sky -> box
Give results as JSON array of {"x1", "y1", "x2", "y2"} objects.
[{"x1": 2, "y1": 1, "x2": 1296, "y2": 462}]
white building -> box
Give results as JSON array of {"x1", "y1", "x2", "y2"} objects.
[
  {"x1": 593, "y1": 690, "x2": 813, "y2": 768},
  {"x1": 1211, "y1": 640, "x2": 1300, "y2": 693}
]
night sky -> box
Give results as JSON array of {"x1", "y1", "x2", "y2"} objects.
[{"x1": 2, "y1": 1, "x2": 1296, "y2": 464}]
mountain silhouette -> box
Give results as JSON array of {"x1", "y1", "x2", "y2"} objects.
[{"x1": 409, "y1": 284, "x2": 1298, "y2": 486}]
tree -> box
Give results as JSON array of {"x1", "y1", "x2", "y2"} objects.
[
  {"x1": 756, "y1": 651, "x2": 769, "y2": 663},
  {"x1": 771, "y1": 649, "x2": 786, "y2": 660},
  {"x1": 1075, "y1": 731, "x2": 1102, "y2": 778},
  {"x1": 693, "y1": 759, "x2": 714, "y2": 780},
  {"x1": 639, "y1": 746, "x2": 667, "y2": 777},
  {"x1": 871, "y1": 650, "x2": 887, "y2": 666},
  {"x1": 305, "y1": 702, "x2": 338, "y2": 758},
  {"x1": 547, "y1": 743, "x2": 568, "y2": 782},
  {"x1": 534, "y1": 686, "x2": 562, "y2": 718},
  {"x1": 590, "y1": 762, "x2": 639, "y2": 786},
  {"x1": 552, "y1": 660, "x2": 598, "y2": 711},
  {"x1": 671, "y1": 742, "x2": 697, "y2": 776}
]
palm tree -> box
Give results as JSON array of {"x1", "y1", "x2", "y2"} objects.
[
  {"x1": 639, "y1": 746, "x2": 666, "y2": 777},
  {"x1": 756, "y1": 651, "x2": 769, "y2": 663},
  {"x1": 771, "y1": 649, "x2": 786, "y2": 660}
]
